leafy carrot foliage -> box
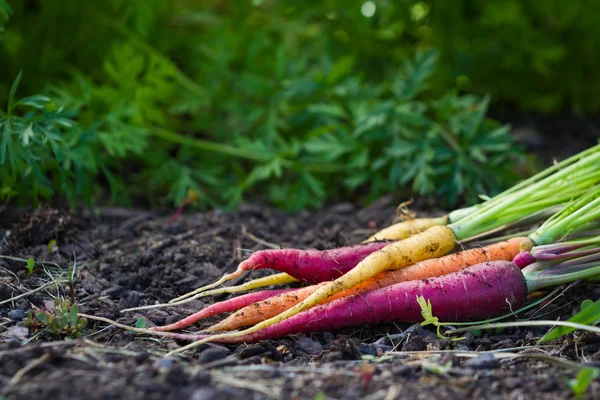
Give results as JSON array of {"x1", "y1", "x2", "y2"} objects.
[{"x1": 0, "y1": 1, "x2": 526, "y2": 210}]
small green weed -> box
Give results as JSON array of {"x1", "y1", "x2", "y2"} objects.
[
  {"x1": 541, "y1": 299, "x2": 600, "y2": 342},
  {"x1": 24, "y1": 298, "x2": 86, "y2": 339},
  {"x1": 25, "y1": 257, "x2": 35, "y2": 274},
  {"x1": 567, "y1": 367, "x2": 600, "y2": 397}
]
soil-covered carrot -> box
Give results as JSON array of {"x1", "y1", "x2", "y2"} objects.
[
  {"x1": 152, "y1": 288, "x2": 296, "y2": 332},
  {"x1": 169, "y1": 241, "x2": 391, "y2": 303},
  {"x1": 206, "y1": 236, "x2": 531, "y2": 331}
]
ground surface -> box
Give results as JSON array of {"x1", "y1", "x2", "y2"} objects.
[{"x1": 1, "y1": 199, "x2": 600, "y2": 400}]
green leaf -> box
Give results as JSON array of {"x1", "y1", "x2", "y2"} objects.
[
  {"x1": 7, "y1": 71, "x2": 22, "y2": 117},
  {"x1": 1, "y1": 117, "x2": 14, "y2": 166},
  {"x1": 541, "y1": 299, "x2": 600, "y2": 342},
  {"x1": 20, "y1": 123, "x2": 34, "y2": 146},
  {"x1": 327, "y1": 55, "x2": 355, "y2": 85},
  {"x1": 69, "y1": 304, "x2": 79, "y2": 327},
  {"x1": 307, "y1": 104, "x2": 348, "y2": 119},
  {"x1": 135, "y1": 318, "x2": 147, "y2": 329},
  {"x1": 393, "y1": 49, "x2": 438, "y2": 100},
  {"x1": 36, "y1": 313, "x2": 48, "y2": 325},
  {"x1": 567, "y1": 367, "x2": 600, "y2": 397},
  {"x1": 18, "y1": 95, "x2": 51, "y2": 109},
  {"x1": 26, "y1": 257, "x2": 35, "y2": 274},
  {"x1": 462, "y1": 95, "x2": 490, "y2": 142}
]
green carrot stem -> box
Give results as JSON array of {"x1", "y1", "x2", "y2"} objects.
[
  {"x1": 529, "y1": 188, "x2": 600, "y2": 244},
  {"x1": 452, "y1": 150, "x2": 600, "y2": 240},
  {"x1": 447, "y1": 320, "x2": 600, "y2": 336},
  {"x1": 526, "y1": 262, "x2": 600, "y2": 291}
]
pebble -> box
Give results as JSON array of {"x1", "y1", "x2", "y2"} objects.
[
  {"x1": 263, "y1": 342, "x2": 283, "y2": 362},
  {"x1": 7, "y1": 309, "x2": 25, "y2": 321},
  {"x1": 154, "y1": 357, "x2": 174, "y2": 373},
  {"x1": 238, "y1": 345, "x2": 267, "y2": 359},
  {"x1": 191, "y1": 388, "x2": 218, "y2": 400},
  {"x1": 463, "y1": 353, "x2": 500, "y2": 370},
  {"x1": 240, "y1": 355, "x2": 263, "y2": 365},
  {"x1": 402, "y1": 335, "x2": 426, "y2": 352},
  {"x1": 391, "y1": 364, "x2": 414, "y2": 377},
  {"x1": 322, "y1": 332, "x2": 335, "y2": 343},
  {"x1": 191, "y1": 370, "x2": 211, "y2": 386},
  {"x1": 119, "y1": 291, "x2": 140, "y2": 309},
  {"x1": 198, "y1": 346, "x2": 231, "y2": 364},
  {"x1": 295, "y1": 337, "x2": 323, "y2": 355}
]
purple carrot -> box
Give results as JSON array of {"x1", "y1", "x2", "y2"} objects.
[
  {"x1": 513, "y1": 234, "x2": 600, "y2": 268},
  {"x1": 238, "y1": 242, "x2": 392, "y2": 282},
  {"x1": 170, "y1": 241, "x2": 392, "y2": 303},
  {"x1": 152, "y1": 288, "x2": 296, "y2": 332},
  {"x1": 513, "y1": 251, "x2": 536, "y2": 268}
]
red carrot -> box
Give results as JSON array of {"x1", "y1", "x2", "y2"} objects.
[{"x1": 152, "y1": 288, "x2": 296, "y2": 332}]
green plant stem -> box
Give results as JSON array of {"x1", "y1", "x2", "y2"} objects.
[
  {"x1": 446, "y1": 320, "x2": 600, "y2": 336},
  {"x1": 451, "y1": 150, "x2": 600, "y2": 240},
  {"x1": 150, "y1": 126, "x2": 347, "y2": 173},
  {"x1": 151, "y1": 127, "x2": 267, "y2": 162},
  {"x1": 530, "y1": 187, "x2": 600, "y2": 244}
]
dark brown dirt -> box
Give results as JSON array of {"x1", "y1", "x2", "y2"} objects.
[{"x1": 1, "y1": 200, "x2": 600, "y2": 400}]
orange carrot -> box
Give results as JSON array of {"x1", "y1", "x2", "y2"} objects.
[{"x1": 207, "y1": 237, "x2": 532, "y2": 332}]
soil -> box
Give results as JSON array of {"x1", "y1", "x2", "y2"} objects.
[{"x1": 1, "y1": 198, "x2": 600, "y2": 400}]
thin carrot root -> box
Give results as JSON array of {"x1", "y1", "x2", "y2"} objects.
[
  {"x1": 122, "y1": 273, "x2": 298, "y2": 313},
  {"x1": 169, "y1": 270, "x2": 244, "y2": 304},
  {"x1": 208, "y1": 236, "x2": 531, "y2": 332},
  {"x1": 152, "y1": 288, "x2": 296, "y2": 331},
  {"x1": 198, "y1": 272, "x2": 299, "y2": 297},
  {"x1": 363, "y1": 216, "x2": 448, "y2": 242}
]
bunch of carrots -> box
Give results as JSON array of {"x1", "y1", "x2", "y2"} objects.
[{"x1": 115, "y1": 143, "x2": 600, "y2": 352}]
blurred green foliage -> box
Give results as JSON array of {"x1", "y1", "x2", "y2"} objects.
[{"x1": 5, "y1": 0, "x2": 580, "y2": 210}]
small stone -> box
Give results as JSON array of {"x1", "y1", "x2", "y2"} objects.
[
  {"x1": 322, "y1": 332, "x2": 335, "y2": 343},
  {"x1": 238, "y1": 345, "x2": 267, "y2": 359},
  {"x1": 119, "y1": 291, "x2": 140, "y2": 309},
  {"x1": 7, "y1": 309, "x2": 25, "y2": 321},
  {"x1": 391, "y1": 364, "x2": 414, "y2": 377},
  {"x1": 135, "y1": 352, "x2": 151, "y2": 364},
  {"x1": 191, "y1": 388, "x2": 218, "y2": 400},
  {"x1": 154, "y1": 357, "x2": 174, "y2": 373},
  {"x1": 358, "y1": 343, "x2": 393, "y2": 356},
  {"x1": 240, "y1": 355, "x2": 263, "y2": 365},
  {"x1": 165, "y1": 364, "x2": 187, "y2": 385},
  {"x1": 402, "y1": 335, "x2": 426, "y2": 352},
  {"x1": 295, "y1": 337, "x2": 323, "y2": 355},
  {"x1": 463, "y1": 353, "x2": 500, "y2": 370},
  {"x1": 191, "y1": 370, "x2": 211, "y2": 386},
  {"x1": 198, "y1": 346, "x2": 231, "y2": 364},
  {"x1": 263, "y1": 342, "x2": 283, "y2": 362}
]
